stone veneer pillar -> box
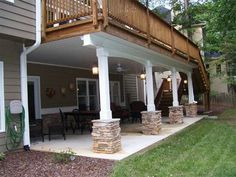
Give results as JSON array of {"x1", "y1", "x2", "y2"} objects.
[
  {"x1": 91, "y1": 119, "x2": 121, "y2": 154},
  {"x1": 169, "y1": 106, "x2": 184, "y2": 124},
  {"x1": 141, "y1": 111, "x2": 162, "y2": 135},
  {"x1": 185, "y1": 103, "x2": 198, "y2": 117}
]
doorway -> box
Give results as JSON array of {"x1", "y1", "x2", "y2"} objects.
[{"x1": 27, "y1": 76, "x2": 41, "y2": 123}]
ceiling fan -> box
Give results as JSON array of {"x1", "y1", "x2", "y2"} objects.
[{"x1": 116, "y1": 63, "x2": 126, "y2": 73}]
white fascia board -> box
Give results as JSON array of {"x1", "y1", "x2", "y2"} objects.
[{"x1": 82, "y1": 32, "x2": 196, "y2": 73}]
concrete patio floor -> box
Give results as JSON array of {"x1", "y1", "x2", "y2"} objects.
[{"x1": 31, "y1": 116, "x2": 204, "y2": 160}]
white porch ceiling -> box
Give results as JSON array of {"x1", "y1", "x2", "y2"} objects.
[{"x1": 28, "y1": 36, "x2": 168, "y2": 74}]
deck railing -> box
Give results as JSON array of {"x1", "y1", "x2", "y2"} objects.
[
  {"x1": 43, "y1": 0, "x2": 209, "y2": 90},
  {"x1": 42, "y1": 0, "x2": 100, "y2": 29}
]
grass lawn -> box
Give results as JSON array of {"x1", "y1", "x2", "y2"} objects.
[{"x1": 111, "y1": 109, "x2": 236, "y2": 177}]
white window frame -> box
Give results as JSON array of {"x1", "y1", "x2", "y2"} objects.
[
  {"x1": 76, "y1": 78, "x2": 99, "y2": 111},
  {"x1": 0, "y1": 62, "x2": 5, "y2": 132}
]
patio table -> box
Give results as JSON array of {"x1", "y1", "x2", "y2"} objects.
[{"x1": 64, "y1": 110, "x2": 99, "y2": 132}]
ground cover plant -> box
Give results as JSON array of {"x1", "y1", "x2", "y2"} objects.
[{"x1": 111, "y1": 109, "x2": 236, "y2": 177}]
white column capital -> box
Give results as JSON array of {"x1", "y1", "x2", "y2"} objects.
[
  {"x1": 146, "y1": 60, "x2": 153, "y2": 67},
  {"x1": 187, "y1": 71, "x2": 192, "y2": 78},
  {"x1": 96, "y1": 47, "x2": 109, "y2": 58},
  {"x1": 172, "y1": 67, "x2": 176, "y2": 73}
]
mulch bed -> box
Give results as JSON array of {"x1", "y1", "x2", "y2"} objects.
[{"x1": 0, "y1": 150, "x2": 115, "y2": 177}]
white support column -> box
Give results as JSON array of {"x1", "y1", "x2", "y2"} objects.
[
  {"x1": 171, "y1": 67, "x2": 179, "y2": 106},
  {"x1": 96, "y1": 48, "x2": 112, "y2": 120},
  {"x1": 187, "y1": 71, "x2": 195, "y2": 103},
  {"x1": 145, "y1": 61, "x2": 155, "y2": 111},
  {"x1": 143, "y1": 80, "x2": 147, "y2": 105}
]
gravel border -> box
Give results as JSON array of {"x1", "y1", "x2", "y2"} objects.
[{"x1": 0, "y1": 150, "x2": 115, "y2": 177}]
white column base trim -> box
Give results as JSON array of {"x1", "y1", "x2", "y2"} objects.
[
  {"x1": 99, "y1": 110, "x2": 112, "y2": 120},
  {"x1": 172, "y1": 101, "x2": 179, "y2": 107},
  {"x1": 147, "y1": 104, "x2": 156, "y2": 112}
]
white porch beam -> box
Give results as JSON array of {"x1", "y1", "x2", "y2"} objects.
[
  {"x1": 187, "y1": 71, "x2": 195, "y2": 103},
  {"x1": 96, "y1": 48, "x2": 112, "y2": 120},
  {"x1": 171, "y1": 67, "x2": 179, "y2": 106},
  {"x1": 145, "y1": 61, "x2": 155, "y2": 111},
  {"x1": 83, "y1": 33, "x2": 196, "y2": 72}
]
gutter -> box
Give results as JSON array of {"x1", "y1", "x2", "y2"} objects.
[{"x1": 20, "y1": 0, "x2": 41, "y2": 149}]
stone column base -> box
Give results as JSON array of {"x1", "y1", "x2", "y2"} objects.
[
  {"x1": 91, "y1": 119, "x2": 121, "y2": 154},
  {"x1": 169, "y1": 106, "x2": 184, "y2": 124},
  {"x1": 185, "y1": 103, "x2": 198, "y2": 117},
  {"x1": 141, "y1": 111, "x2": 162, "y2": 135}
]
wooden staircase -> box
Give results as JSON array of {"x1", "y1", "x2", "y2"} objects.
[
  {"x1": 155, "y1": 73, "x2": 187, "y2": 116},
  {"x1": 157, "y1": 91, "x2": 173, "y2": 116}
]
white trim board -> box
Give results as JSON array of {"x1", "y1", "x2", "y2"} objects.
[
  {"x1": 27, "y1": 61, "x2": 91, "y2": 72},
  {"x1": 41, "y1": 106, "x2": 78, "y2": 115},
  {"x1": 0, "y1": 62, "x2": 5, "y2": 132}
]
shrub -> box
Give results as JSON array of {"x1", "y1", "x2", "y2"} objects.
[
  {"x1": 0, "y1": 152, "x2": 5, "y2": 161},
  {"x1": 53, "y1": 149, "x2": 76, "y2": 164}
]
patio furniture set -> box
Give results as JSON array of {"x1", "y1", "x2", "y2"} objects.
[{"x1": 30, "y1": 101, "x2": 147, "y2": 141}]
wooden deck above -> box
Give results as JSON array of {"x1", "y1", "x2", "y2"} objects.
[{"x1": 42, "y1": 0, "x2": 209, "y2": 93}]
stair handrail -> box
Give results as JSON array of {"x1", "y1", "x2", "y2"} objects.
[
  {"x1": 155, "y1": 79, "x2": 166, "y2": 108},
  {"x1": 178, "y1": 72, "x2": 186, "y2": 103}
]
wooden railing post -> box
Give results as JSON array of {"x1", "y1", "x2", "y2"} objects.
[
  {"x1": 92, "y1": 0, "x2": 98, "y2": 27},
  {"x1": 187, "y1": 39, "x2": 190, "y2": 61},
  {"x1": 171, "y1": 26, "x2": 175, "y2": 55},
  {"x1": 146, "y1": 4, "x2": 151, "y2": 45},
  {"x1": 102, "y1": 0, "x2": 108, "y2": 28},
  {"x1": 41, "y1": 0, "x2": 47, "y2": 39}
]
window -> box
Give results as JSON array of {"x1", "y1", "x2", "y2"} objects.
[
  {"x1": 216, "y1": 64, "x2": 221, "y2": 74},
  {"x1": 76, "y1": 78, "x2": 99, "y2": 111},
  {"x1": 110, "y1": 81, "x2": 121, "y2": 106},
  {"x1": 0, "y1": 62, "x2": 5, "y2": 132}
]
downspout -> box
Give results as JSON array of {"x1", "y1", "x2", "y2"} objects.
[{"x1": 20, "y1": 0, "x2": 41, "y2": 149}]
